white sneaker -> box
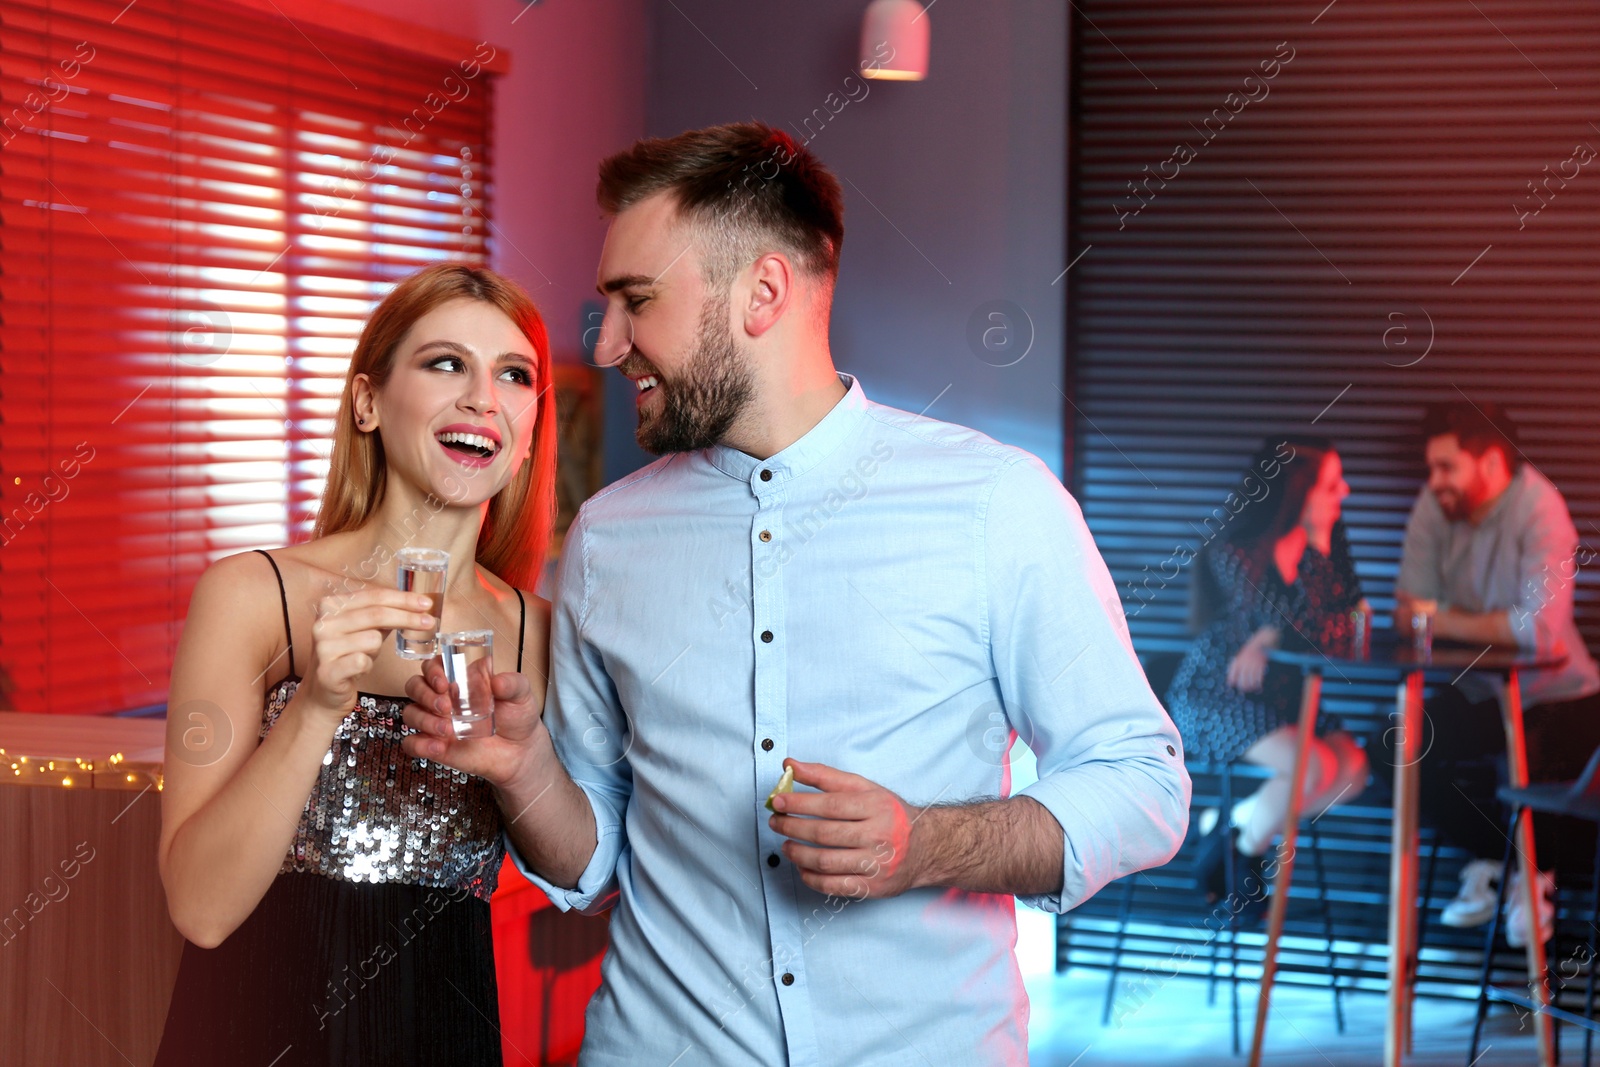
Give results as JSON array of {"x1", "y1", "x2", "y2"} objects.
[
  {"x1": 1230, "y1": 792, "x2": 1259, "y2": 833},
  {"x1": 1196, "y1": 794, "x2": 1259, "y2": 839},
  {"x1": 1440, "y1": 859, "x2": 1501, "y2": 928},
  {"x1": 1505, "y1": 869, "x2": 1556, "y2": 948}
]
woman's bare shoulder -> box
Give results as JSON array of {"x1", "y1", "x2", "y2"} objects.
[
  {"x1": 196, "y1": 547, "x2": 280, "y2": 600},
  {"x1": 521, "y1": 587, "x2": 552, "y2": 625},
  {"x1": 179, "y1": 550, "x2": 287, "y2": 690},
  {"x1": 516, "y1": 585, "x2": 551, "y2": 675},
  {"x1": 201, "y1": 544, "x2": 336, "y2": 605}
]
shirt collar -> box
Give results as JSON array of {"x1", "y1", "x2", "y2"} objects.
[
  {"x1": 1470, "y1": 466, "x2": 1524, "y2": 528},
  {"x1": 706, "y1": 373, "x2": 868, "y2": 486}
]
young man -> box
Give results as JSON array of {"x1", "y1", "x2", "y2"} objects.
[
  {"x1": 1395, "y1": 401, "x2": 1600, "y2": 946},
  {"x1": 405, "y1": 122, "x2": 1190, "y2": 1064}
]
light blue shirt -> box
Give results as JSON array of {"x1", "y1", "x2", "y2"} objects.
[{"x1": 508, "y1": 374, "x2": 1190, "y2": 1066}]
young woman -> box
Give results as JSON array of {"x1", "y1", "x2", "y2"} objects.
[
  {"x1": 154, "y1": 264, "x2": 558, "y2": 1065},
  {"x1": 1166, "y1": 437, "x2": 1369, "y2": 909}
]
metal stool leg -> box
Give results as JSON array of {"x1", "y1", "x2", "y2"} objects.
[
  {"x1": 1502, "y1": 668, "x2": 1555, "y2": 1065},
  {"x1": 1208, "y1": 765, "x2": 1235, "y2": 1011},
  {"x1": 1415, "y1": 825, "x2": 1444, "y2": 1004},
  {"x1": 1101, "y1": 876, "x2": 1137, "y2": 1026},
  {"x1": 1468, "y1": 809, "x2": 1521, "y2": 1065},
  {"x1": 1223, "y1": 765, "x2": 1242, "y2": 1057},
  {"x1": 1585, "y1": 824, "x2": 1600, "y2": 1067},
  {"x1": 1307, "y1": 819, "x2": 1345, "y2": 1034}
]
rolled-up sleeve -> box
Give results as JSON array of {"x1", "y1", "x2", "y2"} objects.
[
  {"x1": 1506, "y1": 494, "x2": 1581, "y2": 657},
  {"x1": 503, "y1": 510, "x2": 631, "y2": 914},
  {"x1": 983, "y1": 456, "x2": 1192, "y2": 913}
]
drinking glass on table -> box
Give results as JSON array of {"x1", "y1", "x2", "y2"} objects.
[
  {"x1": 1348, "y1": 602, "x2": 1372, "y2": 659},
  {"x1": 1409, "y1": 600, "x2": 1437, "y2": 660},
  {"x1": 395, "y1": 548, "x2": 448, "y2": 659},
  {"x1": 438, "y1": 629, "x2": 496, "y2": 739}
]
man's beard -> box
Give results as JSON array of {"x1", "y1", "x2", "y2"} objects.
[
  {"x1": 631, "y1": 290, "x2": 754, "y2": 455},
  {"x1": 1435, "y1": 488, "x2": 1467, "y2": 521},
  {"x1": 1435, "y1": 475, "x2": 1484, "y2": 521}
]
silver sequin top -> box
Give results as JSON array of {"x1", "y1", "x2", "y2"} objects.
[{"x1": 259, "y1": 676, "x2": 504, "y2": 902}]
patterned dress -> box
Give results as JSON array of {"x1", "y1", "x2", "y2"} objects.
[
  {"x1": 154, "y1": 549, "x2": 517, "y2": 1066},
  {"x1": 1166, "y1": 533, "x2": 1362, "y2": 763}
]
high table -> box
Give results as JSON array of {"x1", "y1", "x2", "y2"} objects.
[{"x1": 1253, "y1": 639, "x2": 1565, "y2": 1067}]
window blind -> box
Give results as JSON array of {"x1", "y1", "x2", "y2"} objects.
[
  {"x1": 0, "y1": 0, "x2": 497, "y2": 714},
  {"x1": 1067, "y1": 0, "x2": 1600, "y2": 657}
]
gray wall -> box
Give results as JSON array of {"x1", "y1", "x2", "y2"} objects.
[{"x1": 604, "y1": 0, "x2": 1068, "y2": 481}]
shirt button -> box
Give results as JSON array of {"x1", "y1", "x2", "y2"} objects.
[
  {"x1": 781, "y1": 972, "x2": 795, "y2": 986},
  {"x1": 767, "y1": 853, "x2": 780, "y2": 867},
  {"x1": 761, "y1": 738, "x2": 774, "y2": 751},
  {"x1": 761, "y1": 630, "x2": 774, "y2": 643},
  {"x1": 759, "y1": 530, "x2": 772, "y2": 542},
  {"x1": 760, "y1": 469, "x2": 773, "y2": 482}
]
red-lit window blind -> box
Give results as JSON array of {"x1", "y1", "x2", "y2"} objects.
[{"x1": 0, "y1": 0, "x2": 498, "y2": 714}]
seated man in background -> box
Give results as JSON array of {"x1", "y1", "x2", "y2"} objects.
[{"x1": 1394, "y1": 400, "x2": 1600, "y2": 946}]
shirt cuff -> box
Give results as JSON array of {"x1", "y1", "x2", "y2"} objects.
[
  {"x1": 502, "y1": 783, "x2": 624, "y2": 914},
  {"x1": 1012, "y1": 776, "x2": 1093, "y2": 914},
  {"x1": 1506, "y1": 604, "x2": 1540, "y2": 653}
]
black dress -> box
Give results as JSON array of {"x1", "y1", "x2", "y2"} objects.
[
  {"x1": 154, "y1": 549, "x2": 522, "y2": 1067},
  {"x1": 1166, "y1": 535, "x2": 1362, "y2": 763}
]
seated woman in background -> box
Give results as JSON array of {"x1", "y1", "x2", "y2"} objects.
[{"x1": 1166, "y1": 436, "x2": 1370, "y2": 909}]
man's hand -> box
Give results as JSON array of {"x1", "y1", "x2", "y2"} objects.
[
  {"x1": 767, "y1": 759, "x2": 925, "y2": 900},
  {"x1": 400, "y1": 657, "x2": 546, "y2": 791},
  {"x1": 1394, "y1": 593, "x2": 1438, "y2": 635}
]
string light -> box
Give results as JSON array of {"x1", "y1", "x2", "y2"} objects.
[{"x1": 0, "y1": 749, "x2": 161, "y2": 791}]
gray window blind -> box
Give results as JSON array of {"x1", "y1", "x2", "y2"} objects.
[{"x1": 1068, "y1": 0, "x2": 1600, "y2": 657}]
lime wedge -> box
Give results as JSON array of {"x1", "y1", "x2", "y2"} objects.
[{"x1": 764, "y1": 765, "x2": 796, "y2": 812}]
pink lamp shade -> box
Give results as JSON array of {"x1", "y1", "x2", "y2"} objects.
[{"x1": 860, "y1": 0, "x2": 929, "y2": 81}]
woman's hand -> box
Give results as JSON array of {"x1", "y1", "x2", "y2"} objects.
[
  {"x1": 297, "y1": 586, "x2": 439, "y2": 723},
  {"x1": 1226, "y1": 640, "x2": 1269, "y2": 692}
]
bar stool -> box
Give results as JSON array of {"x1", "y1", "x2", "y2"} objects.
[
  {"x1": 1467, "y1": 744, "x2": 1600, "y2": 1067},
  {"x1": 1099, "y1": 758, "x2": 1346, "y2": 1054},
  {"x1": 1414, "y1": 749, "x2": 1504, "y2": 1002}
]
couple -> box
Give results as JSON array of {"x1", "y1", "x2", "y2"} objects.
[
  {"x1": 153, "y1": 121, "x2": 1192, "y2": 1066},
  {"x1": 1167, "y1": 409, "x2": 1600, "y2": 938}
]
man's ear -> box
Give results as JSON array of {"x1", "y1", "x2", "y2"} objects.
[
  {"x1": 1487, "y1": 445, "x2": 1514, "y2": 481},
  {"x1": 741, "y1": 252, "x2": 794, "y2": 339}
]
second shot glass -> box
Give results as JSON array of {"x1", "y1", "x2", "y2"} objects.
[{"x1": 438, "y1": 629, "x2": 496, "y2": 739}]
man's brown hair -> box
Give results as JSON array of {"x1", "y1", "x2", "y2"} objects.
[
  {"x1": 597, "y1": 121, "x2": 845, "y2": 291},
  {"x1": 1421, "y1": 400, "x2": 1523, "y2": 473}
]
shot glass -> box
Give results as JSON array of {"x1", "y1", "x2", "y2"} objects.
[
  {"x1": 1349, "y1": 604, "x2": 1372, "y2": 660},
  {"x1": 1411, "y1": 609, "x2": 1434, "y2": 660},
  {"x1": 395, "y1": 548, "x2": 448, "y2": 660},
  {"x1": 439, "y1": 629, "x2": 495, "y2": 739}
]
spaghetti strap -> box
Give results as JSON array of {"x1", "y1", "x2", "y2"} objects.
[
  {"x1": 252, "y1": 549, "x2": 296, "y2": 678},
  {"x1": 515, "y1": 588, "x2": 526, "y2": 673}
]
